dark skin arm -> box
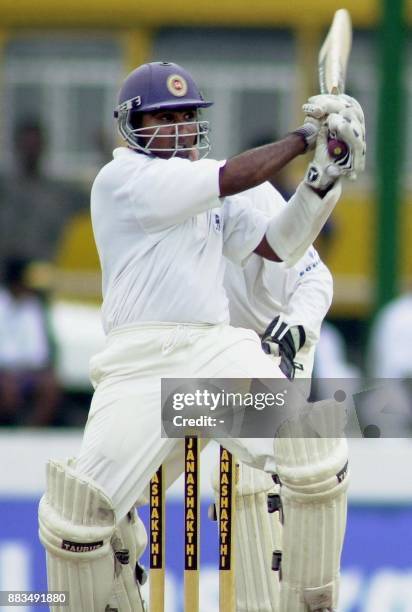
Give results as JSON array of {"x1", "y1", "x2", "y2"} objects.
[
  {"x1": 219, "y1": 133, "x2": 305, "y2": 197},
  {"x1": 218, "y1": 133, "x2": 334, "y2": 261},
  {"x1": 254, "y1": 235, "x2": 281, "y2": 261}
]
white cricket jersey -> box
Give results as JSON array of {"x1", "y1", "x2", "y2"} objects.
[
  {"x1": 91, "y1": 148, "x2": 268, "y2": 333},
  {"x1": 224, "y1": 181, "x2": 333, "y2": 344}
]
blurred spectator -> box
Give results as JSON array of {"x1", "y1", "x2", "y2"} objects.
[
  {"x1": 312, "y1": 320, "x2": 362, "y2": 406},
  {"x1": 368, "y1": 291, "x2": 412, "y2": 378},
  {"x1": 366, "y1": 291, "x2": 412, "y2": 434},
  {"x1": 314, "y1": 320, "x2": 362, "y2": 380},
  {"x1": 0, "y1": 257, "x2": 61, "y2": 426},
  {"x1": 0, "y1": 118, "x2": 88, "y2": 273}
]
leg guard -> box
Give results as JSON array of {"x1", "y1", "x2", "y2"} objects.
[
  {"x1": 274, "y1": 435, "x2": 349, "y2": 612},
  {"x1": 108, "y1": 509, "x2": 147, "y2": 612},
  {"x1": 38, "y1": 460, "x2": 117, "y2": 612},
  {"x1": 212, "y1": 462, "x2": 281, "y2": 612}
]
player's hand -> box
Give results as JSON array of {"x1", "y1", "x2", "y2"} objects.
[
  {"x1": 304, "y1": 123, "x2": 341, "y2": 189},
  {"x1": 304, "y1": 94, "x2": 366, "y2": 182},
  {"x1": 327, "y1": 99, "x2": 366, "y2": 180},
  {"x1": 304, "y1": 99, "x2": 365, "y2": 190},
  {"x1": 302, "y1": 93, "x2": 357, "y2": 120},
  {"x1": 293, "y1": 118, "x2": 320, "y2": 151},
  {"x1": 261, "y1": 315, "x2": 306, "y2": 380}
]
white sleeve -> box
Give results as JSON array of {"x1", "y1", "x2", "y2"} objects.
[
  {"x1": 129, "y1": 156, "x2": 226, "y2": 232},
  {"x1": 260, "y1": 182, "x2": 334, "y2": 341},
  {"x1": 222, "y1": 195, "x2": 269, "y2": 266},
  {"x1": 241, "y1": 181, "x2": 287, "y2": 215},
  {"x1": 270, "y1": 247, "x2": 333, "y2": 345},
  {"x1": 266, "y1": 181, "x2": 341, "y2": 266}
]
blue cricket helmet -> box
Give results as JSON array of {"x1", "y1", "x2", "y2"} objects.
[
  {"x1": 115, "y1": 61, "x2": 213, "y2": 114},
  {"x1": 114, "y1": 62, "x2": 213, "y2": 156}
]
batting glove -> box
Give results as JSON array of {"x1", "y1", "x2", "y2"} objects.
[
  {"x1": 261, "y1": 315, "x2": 306, "y2": 380},
  {"x1": 293, "y1": 117, "x2": 320, "y2": 151},
  {"x1": 304, "y1": 105, "x2": 366, "y2": 190},
  {"x1": 304, "y1": 122, "x2": 341, "y2": 190},
  {"x1": 304, "y1": 94, "x2": 366, "y2": 184},
  {"x1": 327, "y1": 102, "x2": 366, "y2": 180},
  {"x1": 302, "y1": 93, "x2": 359, "y2": 120}
]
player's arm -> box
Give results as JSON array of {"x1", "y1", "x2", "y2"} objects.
[
  {"x1": 282, "y1": 249, "x2": 333, "y2": 343},
  {"x1": 229, "y1": 95, "x2": 365, "y2": 264},
  {"x1": 261, "y1": 249, "x2": 333, "y2": 378},
  {"x1": 219, "y1": 93, "x2": 364, "y2": 199},
  {"x1": 253, "y1": 168, "x2": 342, "y2": 265},
  {"x1": 219, "y1": 133, "x2": 308, "y2": 197}
]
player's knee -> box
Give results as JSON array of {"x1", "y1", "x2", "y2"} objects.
[
  {"x1": 275, "y1": 437, "x2": 349, "y2": 502},
  {"x1": 38, "y1": 459, "x2": 115, "y2": 560},
  {"x1": 38, "y1": 460, "x2": 117, "y2": 611}
]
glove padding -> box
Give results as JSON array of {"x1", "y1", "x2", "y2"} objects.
[
  {"x1": 327, "y1": 108, "x2": 366, "y2": 179},
  {"x1": 261, "y1": 315, "x2": 306, "y2": 380},
  {"x1": 302, "y1": 92, "x2": 354, "y2": 155},
  {"x1": 303, "y1": 93, "x2": 361, "y2": 120},
  {"x1": 304, "y1": 94, "x2": 366, "y2": 188},
  {"x1": 295, "y1": 94, "x2": 365, "y2": 158},
  {"x1": 304, "y1": 123, "x2": 341, "y2": 190},
  {"x1": 305, "y1": 120, "x2": 365, "y2": 190}
]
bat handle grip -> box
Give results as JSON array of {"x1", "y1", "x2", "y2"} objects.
[{"x1": 327, "y1": 137, "x2": 348, "y2": 160}]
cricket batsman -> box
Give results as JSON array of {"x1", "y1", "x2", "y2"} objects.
[{"x1": 38, "y1": 61, "x2": 365, "y2": 611}]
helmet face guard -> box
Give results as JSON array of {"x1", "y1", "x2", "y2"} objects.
[
  {"x1": 114, "y1": 62, "x2": 213, "y2": 158},
  {"x1": 116, "y1": 106, "x2": 210, "y2": 158}
]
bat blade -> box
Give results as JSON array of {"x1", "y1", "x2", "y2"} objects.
[
  {"x1": 318, "y1": 9, "x2": 352, "y2": 95},
  {"x1": 319, "y1": 9, "x2": 353, "y2": 159}
]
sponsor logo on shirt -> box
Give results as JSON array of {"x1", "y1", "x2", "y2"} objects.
[
  {"x1": 214, "y1": 214, "x2": 222, "y2": 232},
  {"x1": 298, "y1": 253, "x2": 321, "y2": 277}
]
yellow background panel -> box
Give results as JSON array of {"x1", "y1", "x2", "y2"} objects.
[{"x1": 0, "y1": 0, "x2": 381, "y2": 28}]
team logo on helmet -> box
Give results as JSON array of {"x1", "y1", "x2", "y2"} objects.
[{"x1": 167, "y1": 74, "x2": 188, "y2": 97}]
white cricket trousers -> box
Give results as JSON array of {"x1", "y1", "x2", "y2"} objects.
[{"x1": 75, "y1": 322, "x2": 284, "y2": 520}]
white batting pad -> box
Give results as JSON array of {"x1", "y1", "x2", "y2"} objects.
[
  {"x1": 213, "y1": 462, "x2": 281, "y2": 611},
  {"x1": 38, "y1": 460, "x2": 116, "y2": 612},
  {"x1": 274, "y1": 431, "x2": 349, "y2": 612}
]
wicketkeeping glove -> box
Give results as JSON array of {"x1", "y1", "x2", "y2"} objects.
[{"x1": 261, "y1": 315, "x2": 306, "y2": 380}]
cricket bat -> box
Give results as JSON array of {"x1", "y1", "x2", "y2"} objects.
[{"x1": 318, "y1": 9, "x2": 352, "y2": 159}]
